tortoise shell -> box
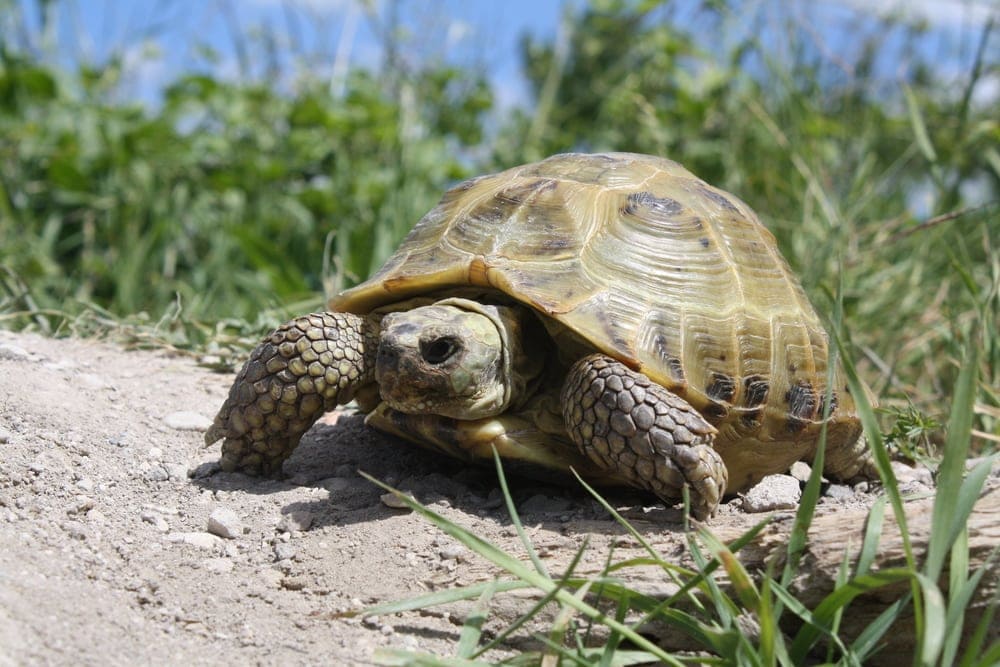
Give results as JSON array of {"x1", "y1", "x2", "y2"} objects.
[{"x1": 333, "y1": 152, "x2": 862, "y2": 491}]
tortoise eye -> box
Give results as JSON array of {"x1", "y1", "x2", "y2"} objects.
[{"x1": 421, "y1": 337, "x2": 460, "y2": 365}]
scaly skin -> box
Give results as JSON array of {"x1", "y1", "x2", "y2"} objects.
[
  {"x1": 561, "y1": 354, "x2": 728, "y2": 521},
  {"x1": 205, "y1": 312, "x2": 378, "y2": 475}
]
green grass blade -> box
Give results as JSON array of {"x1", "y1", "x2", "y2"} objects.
[
  {"x1": 771, "y1": 580, "x2": 852, "y2": 661},
  {"x1": 925, "y1": 341, "x2": 980, "y2": 581},
  {"x1": 957, "y1": 549, "x2": 1000, "y2": 667},
  {"x1": 491, "y1": 447, "x2": 549, "y2": 578},
  {"x1": 903, "y1": 84, "x2": 939, "y2": 163},
  {"x1": 914, "y1": 571, "x2": 947, "y2": 665},
  {"x1": 456, "y1": 581, "x2": 498, "y2": 659},
  {"x1": 855, "y1": 495, "x2": 887, "y2": 577}
]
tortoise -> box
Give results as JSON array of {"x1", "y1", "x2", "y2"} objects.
[{"x1": 205, "y1": 152, "x2": 873, "y2": 520}]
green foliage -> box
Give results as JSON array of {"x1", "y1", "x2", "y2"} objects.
[
  {"x1": 0, "y1": 44, "x2": 490, "y2": 333},
  {"x1": 883, "y1": 405, "x2": 943, "y2": 467}
]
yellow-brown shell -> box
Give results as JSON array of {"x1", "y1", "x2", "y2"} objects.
[{"x1": 333, "y1": 152, "x2": 862, "y2": 490}]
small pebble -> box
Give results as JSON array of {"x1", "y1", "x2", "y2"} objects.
[
  {"x1": 789, "y1": 461, "x2": 813, "y2": 483},
  {"x1": 143, "y1": 466, "x2": 169, "y2": 483},
  {"x1": 273, "y1": 542, "x2": 296, "y2": 562},
  {"x1": 741, "y1": 474, "x2": 801, "y2": 512},
  {"x1": 0, "y1": 429, "x2": 11, "y2": 444},
  {"x1": 141, "y1": 511, "x2": 170, "y2": 533},
  {"x1": 167, "y1": 532, "x2": 223, "y2": 551},
  {"x1": 163, "y1": 411, "x2": 213, "y2": 432},
  {"x1": 207, "y1": 507, "x2": 244, "y2": 539},
  {"x1": 0, "y1": 343, "x2": 31, "y2": 361},
  {"x1": 67, "y1": 496, "x2": 95, "y2": 515},
  {"x1": 277, "y1": 510, "x2": 314, "y2": 533},
  {"x1": 163, "y1": 463, "x2": 189, "y2": 482},
  {"x1": 824, "y1": 484, "x2": 855, "y2": 501},
  {"x1": 379, "y1": 492, "x2": 413, "y2": 510},
  {"x1": 438, "y1": 544, "x2": 466, "y2": 561}
]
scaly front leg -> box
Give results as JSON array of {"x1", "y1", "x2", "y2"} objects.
[{"x1": 205, "y1": 312, "x2": 379, "y2": 475}]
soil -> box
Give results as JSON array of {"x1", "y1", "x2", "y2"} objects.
[{"x1": 0, "y1": 330, "x2": 911, "y2": 666}]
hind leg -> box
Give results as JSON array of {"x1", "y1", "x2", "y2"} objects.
[{"x1": 561, "y1": 354, "x2": 728, "y2": 520}]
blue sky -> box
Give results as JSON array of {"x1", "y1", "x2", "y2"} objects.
[{"x1": 8, "y1": 0, "x2": 998, "y2": 109}]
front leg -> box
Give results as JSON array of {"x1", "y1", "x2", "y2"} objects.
[
  {"x1": 561, "y1": 354, "x2": 728, "y2": 520},
  {"x1": 205, "y1": 312, "x2": 379, "y2": 475}
]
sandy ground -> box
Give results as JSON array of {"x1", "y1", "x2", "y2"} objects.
[{"x1": 0, "y1": 329, "x2": 919, "y2": 666}]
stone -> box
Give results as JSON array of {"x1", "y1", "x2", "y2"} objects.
[
  {"x1": 207, "y1": 507, "x2": 244, "y2": 539},
  {"x1": 0, "y1": 343, "x2": 31, "y2": 361},
  {"x1": 277, "y1": 510, "x2": 314, "y2": 533},
  {"x1": 163, "y1": 411, "x2": 213, "y2": 432},
  {"x1": 741, "y1": 474, "x2": 801, "y2": 512},
  {"x1": 167, "y1": 532, "x2": 223, "y2": 551}
]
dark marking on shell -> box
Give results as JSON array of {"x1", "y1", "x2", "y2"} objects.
[
  {"x1": 668, "y1": 358, "x2": 686, "y2": 383},
  {"x1": 743, "y1": 376, "x2": 769, "y2": 408},
  {"x1": 652, "y1": 334, "x2": 686, "y2": 384},
  {"x1": 788, "y1": 362, "x2": 797, "y2": 373},
  {"x1": 622, "y1": 191, "x2": 684, "y2": 217},
  {"x1": 497, "y1": 178, "x2": 558, "y2": 204},
  {"x1": 699, "y1": 237, "x2": 711, "y2": 249},
  {"x1": 468, "y1": 197, "x2": 511, "y2": 224},
  {"x1": 701, "y1": 186, "x2": 739, "y2": 213},
  {"x1": 703, "y1": 401, "x2": 729, "y2": 421},
  {"x1": 706, "y1": 372, "x2": 736, "y2": 403},
  {"x1": 816, "y1": 390, "x2": 839, "y2": 419},
  {"x1": 785, "y1": 380, "x2": 818, "y2": 432}
]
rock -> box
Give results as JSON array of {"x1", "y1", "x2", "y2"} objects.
[
  {"x1": 380, "y1": 491, "x2": 413, "y2": 510},
  {"x1": 438, "y1": 544, "x2": 466, "y2": 561},
  {"x1": 163, "y1": 411, "x2": 213, "y2": 432},
  {"x1": 141, "y1": 510, "x2": 170, "y2": 533},
  {"x1": 825, "y1": 484, "x2": 855, "y2": 501},
  {"x1": 789, "y1": 461, "x2": 813, "y2": 483},
  {"x1": 67, "y1": 496, "x2": 95, "y2": 515},
  {"x1": 207, "y1": 507, "x2": 243, "y2": 539},
  {"x1": 277, "y1": 510, "x2": 314, "y2": 533},
  {"x1": 0, "y1": 343, "x2": 31, "y2": 361},
  {"x1": 163, "y1": 463, "x2": 189, "y2": 482},
  {"x1": 741, "y1": 475, "x2": 801, "y2": 512},
  {"x1": 142, "y1": 465, "x2": 169, "y2": 482},
  {"x1": 167, "y1": 532, "x2": 223, "y2": 551},
  {"x1": 273, "y1": 542, "x2": 296, "y2": 562},
  {"x1": 0, "y1": 428, "x2": 11, "y2": 444},
  {"x1": 891, "y1": 461, "x2": 934, "y2": 487}
]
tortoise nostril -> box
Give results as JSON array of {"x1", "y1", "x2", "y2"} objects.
[
  {"x1": 421, "y1": 337, "x2": 459, "y2": 365},
  {"x1": 377, "y1": 344, "x2": 399, "y2": 369}
]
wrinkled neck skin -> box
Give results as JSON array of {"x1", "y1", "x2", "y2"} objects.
[{"x1": 374, "y1": 298, "x2": 546, "y2": 420}]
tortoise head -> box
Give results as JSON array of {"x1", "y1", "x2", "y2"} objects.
[{"x1": 375, "y1": 298, "x2": 542, "y2": 419}]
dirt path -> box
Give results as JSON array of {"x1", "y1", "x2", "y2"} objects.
[{"x1": 0, "y1": 330, "x2": 920, "y2": 666}]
